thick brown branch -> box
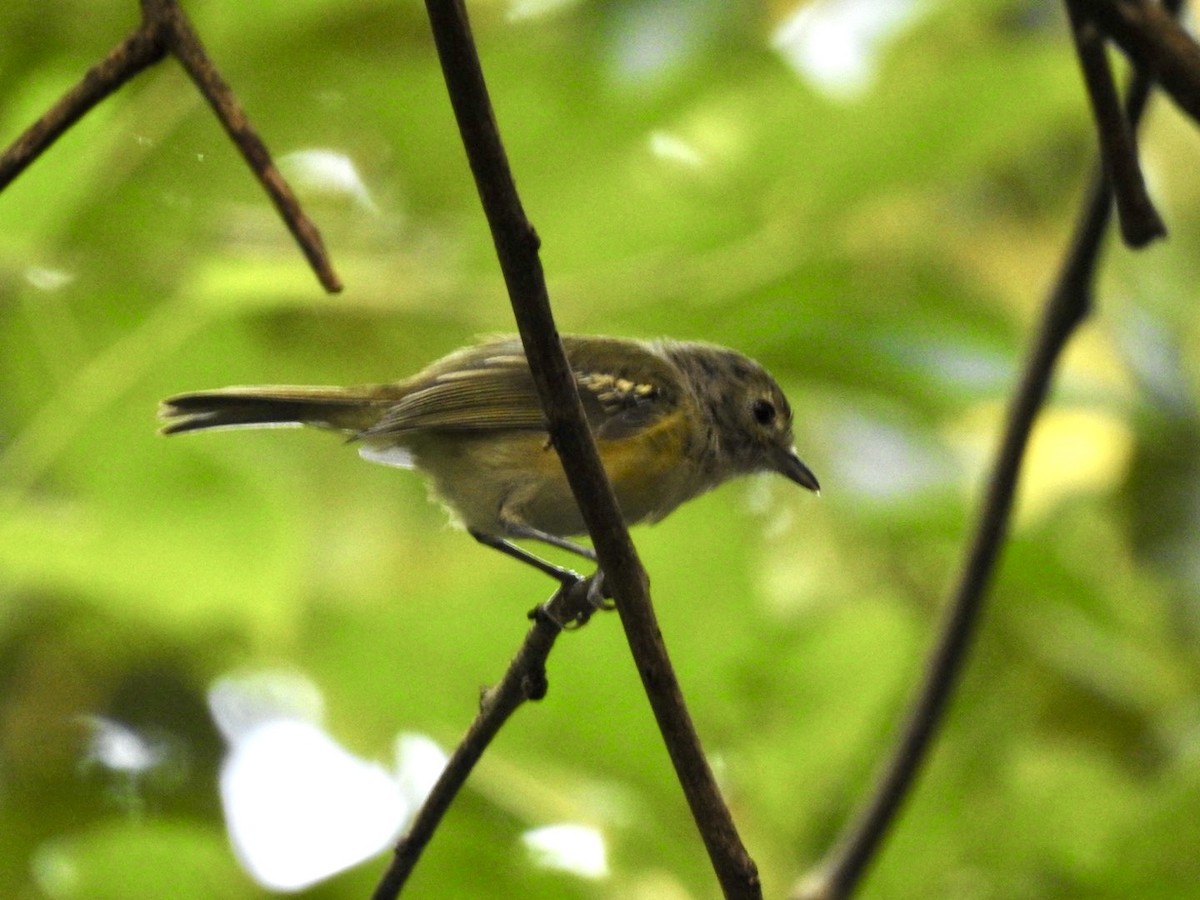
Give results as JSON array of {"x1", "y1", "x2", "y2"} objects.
[
  {"x1": 1066, "y1": 0, "x2": 1165, "y2": 246},
  {"x1": 414, "y1": 1, "x2": 761, "y2": 897}
]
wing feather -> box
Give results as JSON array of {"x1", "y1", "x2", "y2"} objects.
[{"x1": 357, "y1": 336, "x2": 685, "y2": 442}]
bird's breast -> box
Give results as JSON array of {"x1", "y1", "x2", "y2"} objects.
[{"x1": 396, "y1": 410, "x2": 708, "y2": 539}]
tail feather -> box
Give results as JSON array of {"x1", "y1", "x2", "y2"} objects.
[{"x1": 159, "y1": 386, "x2": 391, "y2": 436}]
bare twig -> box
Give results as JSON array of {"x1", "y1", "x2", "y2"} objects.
[
  {"x1": 795, "y1": 4, "x2": 1182, "y2": 898},
  {"x1": 0, "y1": 0, "x2": 341, "y2": 293},
  {"x1": 372, "y1": 578, "x2": 599, "y2": 900},
  {"x1": 1083, "y1": 0, "x2": 1200, "y2": 125},
  {"x1": 410, "y1": 1, "x2": 762, "y2": 897},
  {"x1": 1066, "y1": 0, "x2": 1165, "y2": 247},
  {"x1": 155, "y1": 0, "x2": 342, "y2": 292},
  {"x1": 0, "y1": 27, "x2": 166, "y2": 191}
]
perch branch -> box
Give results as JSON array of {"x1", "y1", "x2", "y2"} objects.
[
  {"x1": 1083, "y1": 0, "x2": 1200, "y2": 125},
  {"x1": 411, "y1": 1, "x2": 762, "y2": 897},
  {"x1": 372, "y1": 578, "x2": 599, "y2": 900},
  {"x1": 0, "y1": 27, "x2": 165, "y2": 191},
  {"x1": 155, "y1": 0, "x2": 341, "y2": 292}
]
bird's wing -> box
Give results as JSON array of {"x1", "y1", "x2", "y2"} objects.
[{"x1": 357, "y1": 336, "x2": 683, "y2": 441}]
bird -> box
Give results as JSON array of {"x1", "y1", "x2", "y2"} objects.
[{"x1": 159, "y1": 335, "x2": 819, "y2": 581}]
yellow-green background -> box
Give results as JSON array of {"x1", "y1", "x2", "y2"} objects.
[{"x1": 2, "y1": 0, "x2": 1200, "y2": 897}]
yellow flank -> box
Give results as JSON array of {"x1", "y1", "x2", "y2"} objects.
[
  {"x1": 401, "y1": 409, "x2": 701, "y2": 539},
  {"x1": 598, "y1": 409, "x2": 696, "y2": 520}
]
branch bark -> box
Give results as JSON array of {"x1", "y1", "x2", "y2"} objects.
[
  {"x1": 1084, "y1": 0, "x2": 1200, "y2": 125},
  {"x1": 414, "y1": 1, "x2": 761, "y2": 897},
  {"x1": 0, "y1": 25, "x2": 165, "y2": 192},
  {"x1": 372, "y1": 579, "x2": 599, "y2": 899},
  {"x1": 1065, "y1": 0, "x2": 1165, "y2": 247}
]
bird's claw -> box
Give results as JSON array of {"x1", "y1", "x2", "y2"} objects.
[
  {"x1": 585, "y1": 569, "x2": 614, "y2": 610},
  {"x1": 529, "y1": 568, "x2": 613, "y2": 630}
]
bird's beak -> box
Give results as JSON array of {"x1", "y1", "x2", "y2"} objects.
[{"x1": 778, "y1": 448, "x2": 820, "y2": 493}]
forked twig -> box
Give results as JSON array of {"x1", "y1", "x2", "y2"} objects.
[
  {"x1": 1082, "y1": 0, "x2": 1200, "y2": 126},
  {"x1": 0, "y1": 0, "x2": 341, "y2": 292},
  {"x1": 1065, "y1": 0, "x2": 1165, "y2": 247}
]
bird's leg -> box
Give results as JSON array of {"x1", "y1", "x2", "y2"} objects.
[
  {"x1": 469, "y1": 530, "x2": 581, "y2": 585},
  {"x1": 500, "y1": 524, "x2": 611, "y2": 608},
  {"x1": 471, "y1": 524, "x2": 613, "y2": 613},
  {"x1": 499, "y1": 522, "x2": 597, "y2": 562}
]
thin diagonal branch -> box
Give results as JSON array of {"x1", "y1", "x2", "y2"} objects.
[
  {"x1": 372, "y1": 578, "x2": 598, "y2": 900},
  {"x1": 0, "y1": 27, "x2": 166, "y2": 191},
  {"x1": 794, "y1": 4, "x2": 1181, "y2": 898},
  {"x1": 412, "y1": 1, "x2": 761, "y2": 897},
  {"x1": 156, "y1": 0, "x2": 341, "y2": 292}
]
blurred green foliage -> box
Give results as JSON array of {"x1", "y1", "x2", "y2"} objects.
[{"x1": 2, "y1": 0, "x2": 1200, "y2": 897}]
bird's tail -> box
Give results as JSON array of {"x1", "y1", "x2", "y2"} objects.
[{"x1": 158, "y1": 386, "x2": 394, "y2": 436}]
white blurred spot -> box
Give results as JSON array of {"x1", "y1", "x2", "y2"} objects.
[
  {"x1": 77, "y1": 715, "x2": 178, "y2": 815},
  {"x1": 900, "y1": 339, "x2": 1012, "y2": 393},
  {"x1": 24, "y1": 266, "x2": 75, "y2": 291},
  {"x1": 31, "y1": 842, "x2": 81, "y2": 899},
  {"x1": 209, "y1": 671, "x2": 442, "y2": 892},
  {"x1": 607, "y1": 0, "x2": 711, "y2": 86},
  {"x1": 79, "y1": 716, "x2": 165, "y2": 775},
  {"x1": 393, "y1": 732, "x2": 448, "y2": 810},
  {"x1": 829, "y1": 410, "x2": 954, "y2": 500},
  {"x1": 772, "y1": 0, "x2": 926, "y2": 100},
  {"x1": 279, "y1": 149, "x2": 378, "y2": 213},
  {"x1": 219, "y1": 719, "x2": 406, "y2": 892},
  {"x1": 1118, "y1": 308, "x2": 1191, "y2": 413},
  {"x1": 507, "y1": 0, "x2": 581, "y2": 22},
  {"x1": 521, "y1": 823, "x2": 609, "y2": 880},
  {"x1": 649, "y1": 130, "x2": 705, "y2": 169},
  {"x1": 209, "y1": 671, "x2": 324, "y2": 743}
]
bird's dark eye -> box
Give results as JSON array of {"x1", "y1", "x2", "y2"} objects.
[{"x1": 752, "y1": 398, "x2": 776, "y2": 425}]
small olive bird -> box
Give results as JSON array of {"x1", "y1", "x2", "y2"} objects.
[{"x1": 160, "y1": 335, "x2": 819, "y2": 579}]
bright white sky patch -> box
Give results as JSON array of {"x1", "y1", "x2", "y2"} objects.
[
  {"x1": 521, "y1": 823, "x2": 609, "y2": 880},
  {"x1": 24, "y1": 266, "x2": 75, "y2": 291},
  {"x1": 208, "y1": 672, "x2": 443, "y2": 893},
  {"x1": 279, "y1": 149, "x2": 377, "y2": 212},
  {"x1": 772, "y1": 0, "x2": 926, "y2": 100},
  {"x1": 393, "y1": 732, "x2": 448, "y2": 810},
  {"x1": 827, "y1": 408, "x2": 955, "y2": 501},
  {"x1": 606, "y1": 0, "x2": 712, "y2": 87},
  {"x1": 219, "y1": 719, "x2": 407, "y2": 892},
  {"x1": 79, "y1": 716, "x2": 165, "y2": 775}
]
